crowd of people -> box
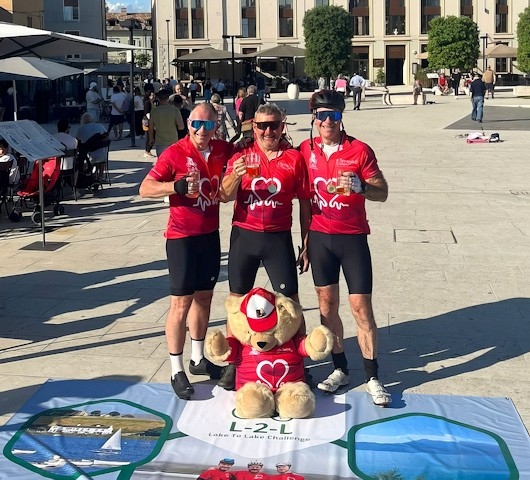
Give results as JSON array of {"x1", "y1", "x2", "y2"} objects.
[{"x1": 138, "y1": 76, "x2": 392, "y2": 409}]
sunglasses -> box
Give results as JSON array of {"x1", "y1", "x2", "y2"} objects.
[
  {"x1": 190, "y1": 120, "x2": 216, "y2": 131},
  {"x1": 315, "y1": 111, "x2": 342, "y2": 122},
  {"x1": 253, "y1": 121, "x2": 283, "y2": 131}
]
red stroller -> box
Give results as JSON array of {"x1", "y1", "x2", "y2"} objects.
[{"x1": 12, "y1": 157, "x2": 63, "y2": 224}]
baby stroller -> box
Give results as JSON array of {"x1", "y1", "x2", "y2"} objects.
[
  {"x1": 12, "y1": 156, "x2": 62, "y2": 224},
  {"x1": 76, "y1": 132, "x2": 111, "y2": 193}
]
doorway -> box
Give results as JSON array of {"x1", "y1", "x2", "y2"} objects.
[{"x1": 386, "y1": 45, "x2": 405, "y2": 85}]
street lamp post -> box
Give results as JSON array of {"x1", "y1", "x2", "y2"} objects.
[
  {"x1": 166, "y1": 19, "x2": 170, "y2": 79},
  {"x1": 222, "y1": 34, "x2": 243, "y2": 108},
  {"x1": 120, "y1": 18, "x2": 141, "y2": 147}
]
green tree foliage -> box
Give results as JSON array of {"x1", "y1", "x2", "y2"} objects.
[
  {"x1": 516, "y1": 7, "x2": 530, "y2": 74},
  {"x1": 427, "y1": 16, "x2": 479, "y2": 71},
  {"x1": 135, "y1": 52, "x2": 152, "y2": 69},
  {"x1": 303, "y1": 6, "x2": 353, "y2": 79}
]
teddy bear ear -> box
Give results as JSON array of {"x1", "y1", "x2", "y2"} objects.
[
  {"x1": 276, "y1": 294, "x2": 303, "y2": 320},
  {"x1": 225, "y1": 294, "x2": 244, "y2": 314}
]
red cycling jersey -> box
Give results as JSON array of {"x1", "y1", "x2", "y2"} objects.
[
  {"x1": 198, "y1": 468, "x2": 236, "y2": 480},
  {"x1": 148, "y1": 136, "x2": 234, "y2": 239},
  {"x1": 269, "y1": 473, "x2": 304, "y2": 480},
  {"x1": 234, "y1": 471, "x2": 270, "y2": 480},
  {"x1": 225, "y1": 335, "x2": 308, "y2": 392},
  {"x1": 225, "y1": 143, "x2": 310, "y2": 233},
  {"x1": 299, "y1": 135, "x2": 381, "y2": 235}
]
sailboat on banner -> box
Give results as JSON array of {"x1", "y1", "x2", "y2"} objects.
[{"x1": 92, "y1": 428, "x2": 122, "y2": 455}]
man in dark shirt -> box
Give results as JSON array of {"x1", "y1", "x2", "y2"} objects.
[
  {"x1": 238, "y1": 85, "x2": 264, "y2": 138},
  {"x1": 469, "y1": 73, "x2": 486, "y2": 123}
]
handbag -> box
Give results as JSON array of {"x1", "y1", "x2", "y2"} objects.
[{"x1": 240, "y1": 120, "x2": 253, "y2": 133}]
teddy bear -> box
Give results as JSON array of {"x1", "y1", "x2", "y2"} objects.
[{"x1": 206, "y1": 287, "x2": 334, "y2": 419}]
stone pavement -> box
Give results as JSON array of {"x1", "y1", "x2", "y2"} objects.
[{"x1": 1, "y1": 90, "x2": 529, "y2": 432}]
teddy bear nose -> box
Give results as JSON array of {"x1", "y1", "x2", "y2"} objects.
[{"x1": 257, "y1": 341, "x2": 268, "y2": 349}]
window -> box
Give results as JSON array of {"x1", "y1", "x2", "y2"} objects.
[
  {"x1": 460, "y1": 0, "x2": 473, "y2": 18},
  {"x1": 350, "y1": 0, "x2": 369, "y2": 36},
  {"x1": 421, "y1": 0, "x2": 440, "y2": 34},
  {"x1": 176, "y1": 0, "x2": 189, "y2": 39},
  {"x1": 496, "y1": 0, "x2": 508, "y2": 33},
  {"x1": 63, "y1": 0, "x2": 79, "y2": 21},
  {"x1": 175, "y1": 0, "x2": 204, "y2": 39},
  {"x1": 385, "y1": 0, "x2": 405, "y2": 35},
  {"x1": 315, "y1": 0, "x2": 328, "y2": 5},
  {"x1": 279, "y1": 0, "x2": 293, "y2": 37},
  {"x1": 242, "y1": 0, "x2": 256, "y2": 38},
  {"x1": 191, "y1": 0, "x2": 204, "y2": 39}
]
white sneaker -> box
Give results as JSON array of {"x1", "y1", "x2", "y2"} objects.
[
  {"x1": 366, "y1": 377, "x2": 392, "y2": 406},
  {"x1": 317, "y1": 369, "x2": 349, "y2": 393}
]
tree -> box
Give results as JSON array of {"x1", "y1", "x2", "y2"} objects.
[
  {"x1": 427, "y1": 16, "x2": 479, "y2": 71},
  {"x1": 303, "y1": 6, "x2": 353, "y2": 80},
  {"x1": 516, "y1": 7, "x2": 530, "y2": 74},
  {"x1": 135, "y1": 52, "x2": 152, "y2": 69}
]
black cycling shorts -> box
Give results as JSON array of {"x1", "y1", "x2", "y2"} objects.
[
  {"x1": 166, "y1": 231, "x2": 221, "y2": 296},
  {"x1": 308, "y1": 231, "x2": 373, "y2": 294},
  {"x1": 228, "y1": 226, "x2": 298, "y2": 297}
]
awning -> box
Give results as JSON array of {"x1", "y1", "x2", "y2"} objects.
[
  {"x1": 246, "y1": 44, "x2": 306, "y2": 59},
  {"x1": 484, "y1": 44, "x2": 517, "y2": 58},
  {"x1": 173, "y1": 47, "x2": 246, "y2": 63}
]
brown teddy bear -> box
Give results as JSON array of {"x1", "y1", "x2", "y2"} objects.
[{"x1": 206, "y1": 287, "x2": 334, "y2": 419}]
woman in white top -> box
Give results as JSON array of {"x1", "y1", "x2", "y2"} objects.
[{"x1": 133, "y1": 87, "x2": 145, "y2": 139}]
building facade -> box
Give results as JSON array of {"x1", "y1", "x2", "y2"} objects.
[
  {"x1": 43, "y1": 0, "x2": 107, "y2": 67},
  {"x1": 152, "y1": 0, "x2": 527, "y2": 85},
  {"x1": 0, "y1": 0, "x2": 44, "y2": 28},
  {"x1": 106, "y1": 8, "x2": 153, "y2": 69}
]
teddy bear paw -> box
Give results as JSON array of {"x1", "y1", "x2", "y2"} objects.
[
  {"x1": 235, "y1": 383, "x2": 275, "y2": 418},
  {"x1": 275, "y1": 382, "x2": 316, "y2": 419}
]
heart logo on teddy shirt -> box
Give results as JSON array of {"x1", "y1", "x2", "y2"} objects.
[{"x1": 256, "y1": 359, "x2": 289, "y2": 389}]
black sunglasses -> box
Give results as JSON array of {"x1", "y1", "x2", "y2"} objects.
[
  {"x1": 315, "y1": 111, "x2": 342, "y2": 122},
  {"x1": 254, "y1": 121, "x2": 283, "y2": 131}
]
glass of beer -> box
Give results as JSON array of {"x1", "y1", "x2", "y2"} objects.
[
  {"x1": 336, "y1": 170, "x2": 351, "y2": 196},
  {"x1": 246, "y1": 153, "x2": 261, "y2": 178},
  {"x1": 185, "y1": 166, "x2": 200, "y2": 198}
]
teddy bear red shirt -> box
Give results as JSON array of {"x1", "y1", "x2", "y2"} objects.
[{"x1": 225, "y1": 335, "x2": 308, "y2": 392}]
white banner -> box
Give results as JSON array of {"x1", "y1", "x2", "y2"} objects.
[{"x1": 1, "y1": 380, "x2": 529, "y2": 479}]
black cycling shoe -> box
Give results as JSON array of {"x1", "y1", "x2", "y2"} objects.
[
  {"x1": 171, "y1": 372, "x2": 194, "y2": 400},
  {"x1": 189, "y1": 358, "x2": 224, "y2": 379},
  {"x1": 217, "y1": 363, "x2": 236, "y2": 391}
]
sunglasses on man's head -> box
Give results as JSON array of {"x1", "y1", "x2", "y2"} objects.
[
  {"x1": 190, "y1": 120, "x2": 216, "y2": 131},
  {"x1": 315, "y1": 111, "x2": 342, "y2": 122},
  {"x1": 253, "y1": 121, "x2": 283, "y2": 131}
]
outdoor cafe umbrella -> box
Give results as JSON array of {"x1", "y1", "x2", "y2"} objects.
[
  {"x1": 484, "y1": 44, "x2": 518, "y2": 58},
  {"x1": 246, "y1": 44, "x2": 306, "y2": 59},
  {"x1": 0, "y1": 21, "x2": 139, "y2": 60},
  {"x1": 174, "y1": 47, "x2": 247, "y2": 63},
  {"x1": 0, "y1": 56, "x2": 84, "y2": 120},
  {"x1": 246, "y1": 45, "x2": 306, "y2": 82},
  {"x1": 0, "y1": 22, "x2": 140, "y2": 248}
]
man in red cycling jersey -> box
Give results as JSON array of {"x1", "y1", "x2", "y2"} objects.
[
  {"x1": 198, "y1": 458, "x2": 236, "y2": 480},
  {"x1": 218, "y1": 102, "x2": 311, "y2": 390},
  {"x1": 298, "y1": 90, "x2": 391, "y2": 406},
  {"x1": 139, "y1": 103, "x2": 237, "y2": 400},
  {"x1": 234, "y1": 460, "x2": 269, "y2": 479},
  {"x1": 269, "y1": 461, "x2": 304, "y2": 480}
]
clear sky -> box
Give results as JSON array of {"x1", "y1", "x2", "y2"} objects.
[{"x1": 106, "y1": 1, "x2": 151, "y2": 13}]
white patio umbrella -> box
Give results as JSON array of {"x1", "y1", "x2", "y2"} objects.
[
  {"x1": 0, "y1": 56, "x2": 84, "y2": 120},
  {"x1": 0, "y1": 21, "x2": 139, "y2": 60},
  {"x1": 0, "y1": 22, "x2": 141, "y2": 248}
]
